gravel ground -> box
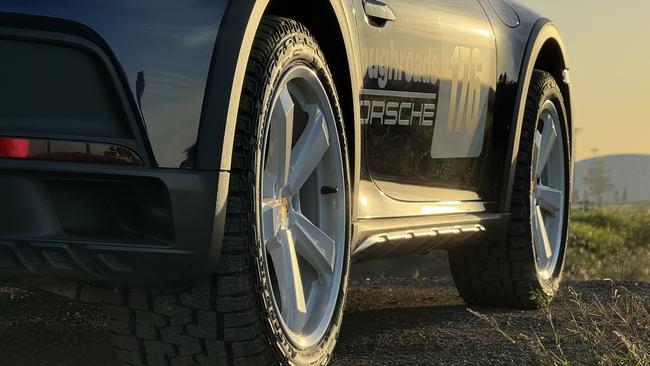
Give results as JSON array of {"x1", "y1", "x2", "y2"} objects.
[{"x1": 0, "y1": 277, "x2": 647, "y2": 365}]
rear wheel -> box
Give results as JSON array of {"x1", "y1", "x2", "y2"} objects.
[
  {"x1": 104, "y1": 16, "x2": 351, "y2": 365},
  {"x1": 448, "y1": 70, "x2": 571, "y2": 309}
]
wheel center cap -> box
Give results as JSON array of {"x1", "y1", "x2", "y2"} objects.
[{"x1": 279, "y1": 196, "x2": 290, "y2": 228}]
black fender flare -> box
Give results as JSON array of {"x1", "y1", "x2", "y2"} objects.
[
  {"x1": 500, "y1": 19, "x2": 573, "y2": 211},
  {"x1": 196, "y1": 0, "x2": 361, "y2": 262},
  {"x1": 195, "y1": 0, "x2": 269, "y2": 172}
]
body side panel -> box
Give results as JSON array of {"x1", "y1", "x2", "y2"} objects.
[
  {"x1": 356, "y1": 0, "x2": 498, "y2": 204},
  {"x1": 352, "y1": 1, "x2": 572, "y2": 254}
]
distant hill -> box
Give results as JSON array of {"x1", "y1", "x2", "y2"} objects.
[{"x1": 573, "y1": 154, "x2": 650, "y2": 203}]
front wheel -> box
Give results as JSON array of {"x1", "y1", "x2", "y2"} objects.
[
  {"x1": 104, "y1": 16, "x2": 351, "y2": 366},
  {"x1": 449, "y1": 70, "x2": 571, "y2": 309},
  {"x1": 253, "y1": 17, "x2": 351, "y2": 362}
]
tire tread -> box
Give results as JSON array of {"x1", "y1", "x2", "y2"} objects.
[{"x1": 103, "y1": 16, "x2": 328, "y2": 366}]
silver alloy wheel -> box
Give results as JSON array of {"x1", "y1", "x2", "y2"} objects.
[
  {"x1": 260, "y1": 65, "x2": 346, "y2": 350},
  {"x1": 531, "y1": 100, "x2": 567, "y2": 280}
]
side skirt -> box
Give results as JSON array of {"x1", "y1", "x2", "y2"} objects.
[{"x1": 351, "y1": 212, "x2": 510, "y2": 262}]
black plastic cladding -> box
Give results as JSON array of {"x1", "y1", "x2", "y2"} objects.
[
  {"x1": 0, "y1": 159, "x2": 226, "y2": 288},
  {"x1": 195, "y1": 0, "x2": 264, "y2": 171}
]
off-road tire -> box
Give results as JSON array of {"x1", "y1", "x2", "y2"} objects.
[
  {"x1": 448, "y1": 70, "x2": 571, "y2": 309},
  {"x1": 103, "y1": 16, "x2": 351, "y2": 366}
]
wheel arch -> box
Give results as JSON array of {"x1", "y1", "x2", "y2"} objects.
[
  {"x1": 196, "y1": 0, "x2": 360, "y2": 176},
  {"x1": 500, "y1": 19, "x2": 574, "y2": 211},
  {"x1": 534, "y1": 35, "x2": 573, "y2": 136},
  {"x1": 265, "y1": 0, "x2": 360, "y2": 190}
]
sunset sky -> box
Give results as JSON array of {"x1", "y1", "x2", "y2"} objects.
[{"x1": 520, "y1": 0, "x2": 650, "y2": 161}]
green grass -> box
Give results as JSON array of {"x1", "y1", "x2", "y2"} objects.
[{"x1": 568, "y1": 205, "x2": 650, "y2": 282}]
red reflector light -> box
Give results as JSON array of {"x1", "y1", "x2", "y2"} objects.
[
  {"x1": 0, "y1": 137, "x2": 143, "y2": 166},
  {"x1": 0, "y1": 137, "x2": 30, "y2": 158}
]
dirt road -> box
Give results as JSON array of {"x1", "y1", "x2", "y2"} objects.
[{"x1": 0, "y1": 277, "x2": 647, "y2": 365}]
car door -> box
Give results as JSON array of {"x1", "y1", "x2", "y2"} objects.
[{"x1": 355, "y1": 0, "x2": 497, "y2": 202}]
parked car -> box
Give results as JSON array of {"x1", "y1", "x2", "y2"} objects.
[{"x1": 0, "y1": 0, "x2": 572, "y2": 364}]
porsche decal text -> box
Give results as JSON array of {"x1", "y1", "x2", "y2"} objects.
[
  {"x1": 361, "y1": 41, "x2": 441, "y2": 89},
  {"x1": 360, "y1": 91, "x2": 437, "y2": 126}
]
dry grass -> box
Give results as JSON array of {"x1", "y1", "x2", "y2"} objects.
[
  {"x1": 471, "y1": 206, "x2": 650, "y2": 364},
  {"x1": 471, "y1": 281, "x2": 650, "y2": 366}
]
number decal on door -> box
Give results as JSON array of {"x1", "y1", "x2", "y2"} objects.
[{"x1": 447, "y1": 46, "x2": 483, "y2": 133}]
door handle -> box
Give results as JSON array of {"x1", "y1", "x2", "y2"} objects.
[{"x1": 362, "y1": 0, "x2": 396, "y2": 23}]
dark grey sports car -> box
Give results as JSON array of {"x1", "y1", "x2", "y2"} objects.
[{"x1": 0, "y1": 0, "x2": 572, "y2": 364}]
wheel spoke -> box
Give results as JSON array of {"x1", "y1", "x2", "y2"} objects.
[
  {"x1": 532, "y1": 130, "x2": 542, "y2": 178},
  {"x1": 534, "y1": 205, "x2": 553, "y2": 259},
  {"x1": 262, "y1": 200, "x2": 279, "y2": 240},
  {"x1": 265, "y1": 87, "x2": 294, "y2": 189},
  {"x1": 287, "y1": 105, "x2": 330, "y2": 194},
  {"x1": 290, "y1": 211, "x2": 336, "y2": 278},
  {"x1": 537, "y1": 114, "x2": 558, "y2": 176},
  {"x1": 267, "y1": 230, "x2": 307, "y2": 331},
  {"x1": 304, "y1": 280, "x2": 319, "y2": 317},
  {"x1": 262, "y1": 171, "x2": 277, "y2": 200},
  {"x1": 537, "y1": 185, "x2": 563, "y2": 214}
]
